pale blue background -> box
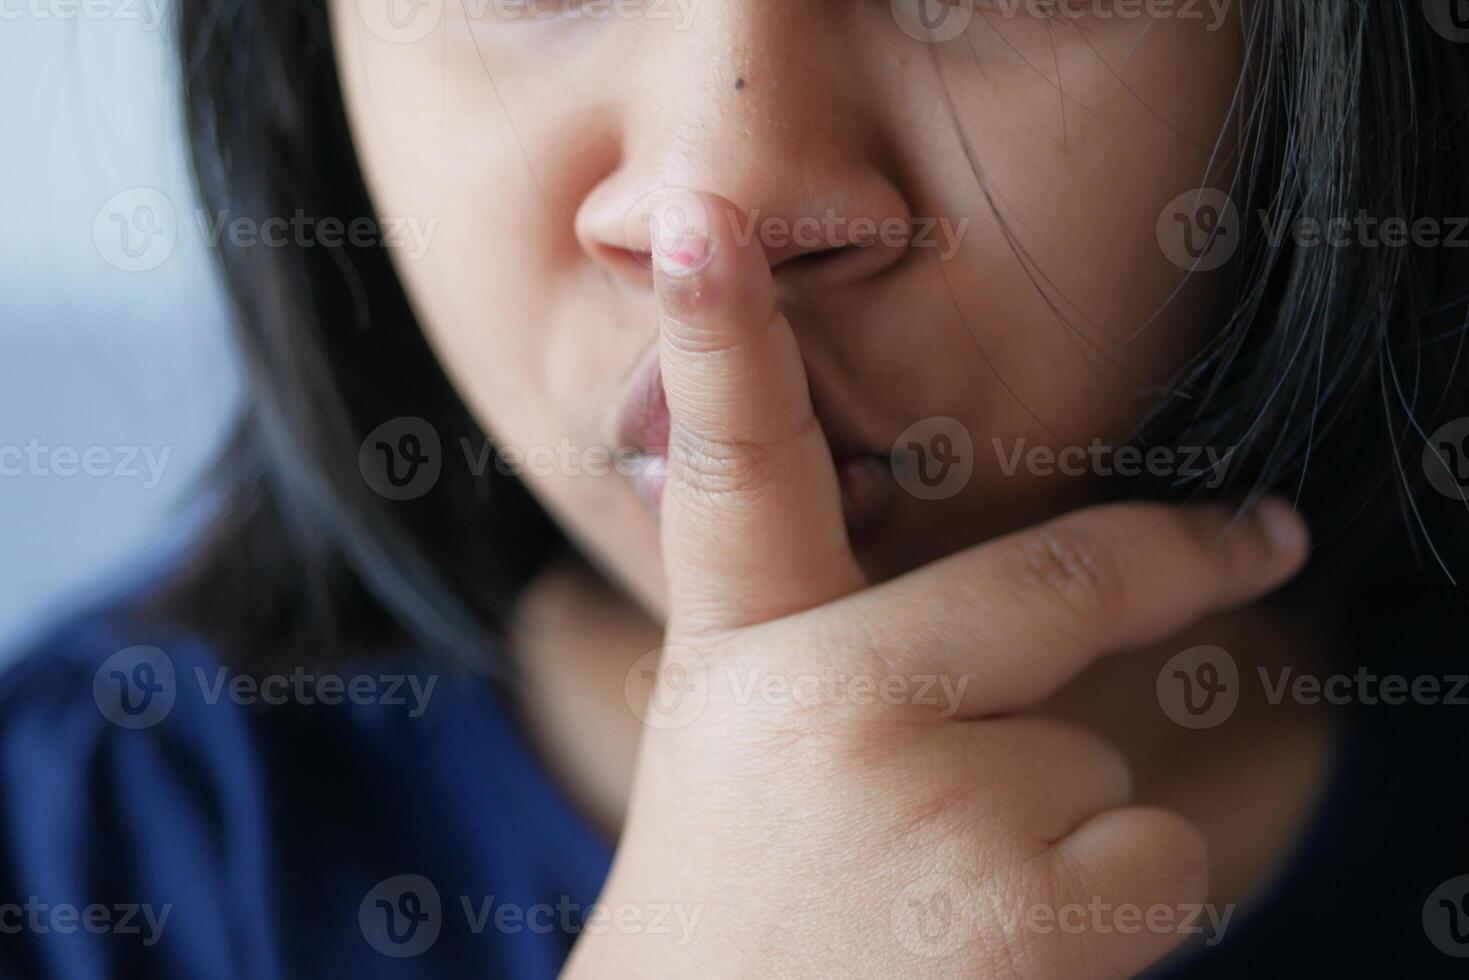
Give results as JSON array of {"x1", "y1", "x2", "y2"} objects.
[{"x1": 0, "y1": 10, "x2": 237, "y2": 651}]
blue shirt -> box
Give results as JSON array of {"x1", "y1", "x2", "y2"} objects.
[
  {"x1": 0, "y1": 601, "x2": 610, "y2": 978},
  {"x1": 0, "y1": 589, "x2": 1466, "y2": 978}
]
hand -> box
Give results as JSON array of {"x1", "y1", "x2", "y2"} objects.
[{"x1": 562, "y1": 192, "x2": 1308, "y2": 979}]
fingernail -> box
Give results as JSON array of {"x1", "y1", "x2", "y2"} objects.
[
  {"x1": 651, "y1": 205, "x2": 711, "y2": 277},
  {"x1": 1253, "y1": 497, "x2": 1309, "y2": 555}
]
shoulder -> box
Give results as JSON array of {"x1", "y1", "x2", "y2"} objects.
[
  {"x1": 0, "y1": 592, "x2": 258, "y2": 785},
  {"x1": 0, "y1": 588, "x2": 612, "y2": 978},
  {"x1": 0, "y1": 593, "x2": 281, "y2": 978}
]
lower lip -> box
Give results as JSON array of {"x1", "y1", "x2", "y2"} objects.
[{"x1": 631, "y1": 452, "x2": 896, "y2": 534}]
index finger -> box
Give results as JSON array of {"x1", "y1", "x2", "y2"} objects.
[{"x1": 650, "y1": 191, "x2": 866, "y2": 636}]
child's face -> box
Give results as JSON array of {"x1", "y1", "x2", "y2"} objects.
[{"x1": 330, "y1": 2, "x2": 1245, "y2": 614}]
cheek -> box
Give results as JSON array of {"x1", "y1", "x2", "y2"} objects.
[
  {"x1": 331, "y1": 7, "x2": 630, "y2": 446},
  {"x1": 331, "y1": 19, "x2": 600, "y2": 415},
  {"x1": 330, "y1": 6, "x2": 668, "y2": 606},
  {"x1": 919, "y1": 13, "x2": 1242, "y2": 425},
  {"x1": 848, "y1": 15, "x2": 1245, "y2": 575},
  {"x1": 328, "y1": 2, "x2": 1247, "y2": 593}
]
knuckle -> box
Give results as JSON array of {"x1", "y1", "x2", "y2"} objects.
[
  {"x1": 1168, "y1": 506, "x2": 1226, "y2": 566},
  {"x1": 1135, "y1": 809, "x2": 1211, "y2": 896},
  {"x1": 1047, "y1": 720, "x2": 1134, "y2": 798},
  {"x1": 659, "y1": 312, "x2": 740, "y2": 356},
  {"x1": 1169, "y1": 505, "x2": 1267, "y2": 586},
  {"x1": 1011, "y1": 523, "x2": 1125, "y2": 624},
  {"x1": 667, "y1": 429, "x2": 781, "y2": 500}
]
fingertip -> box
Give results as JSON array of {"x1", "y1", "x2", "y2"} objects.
[
  {"x1": 651, "y1": 203, "x2": 713, "y2": 279},
  {"x1": 650, "y1": 192, "x2": 723, "y2": 327},
  {"x1": 652, "y1": 193, "x2": 777, "y2": 349},
  {"x1": 1251, "y1": 496, "x2": 1311, "y2": 559}
]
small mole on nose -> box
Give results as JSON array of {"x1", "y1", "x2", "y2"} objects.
[{"x1": 734, "y1": 77, "x2": 746, "y2": 91}]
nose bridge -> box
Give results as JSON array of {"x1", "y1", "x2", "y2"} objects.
[
  {"x1": 656, "y1": 0, "x2": 849, "y2": 171},
  {"x1": 618, "y1": 2, "x2": 904, "y2": 260}
]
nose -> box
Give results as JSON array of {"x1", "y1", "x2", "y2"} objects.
[{"x1": 575, "y1": 3, "x2": 912, "y2": 289}]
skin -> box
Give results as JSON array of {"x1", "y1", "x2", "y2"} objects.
[
  {"x1": 329, "y1": 3, "x2": 1333, "y2": 975},
  {"x1": 330, "y1": 1, "x2": 1243, "y2": 606}
]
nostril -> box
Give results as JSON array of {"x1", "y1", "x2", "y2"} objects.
[
  {"x1": 591, "y1": 242, "x2": 655, "y2": 284},
  {"x1": 778, "y1": 245, "x2": 851, "y2": 269},
  {"x1": 772, "y1": 238, "x2": 908, "y2": 283}
]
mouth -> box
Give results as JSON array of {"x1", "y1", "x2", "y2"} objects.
[{"x1": 614, "y1": 347, "x2": 897, "y2": 534}]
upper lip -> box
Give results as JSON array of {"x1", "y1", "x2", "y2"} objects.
[{"x1": 614, "y1": 343, "x2": 876, "y2": 460}]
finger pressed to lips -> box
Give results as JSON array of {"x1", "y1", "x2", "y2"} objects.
[
  {"x1": 647, "y1": 192, "x2": 1311, "y2": 718},
  {"x1": 653, "y1": 190, "x2": 867, "y2": 637}
]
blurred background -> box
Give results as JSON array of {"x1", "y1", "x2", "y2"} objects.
[{"x1": 0, "y1": 10, "x2": 237, "y2": 655}]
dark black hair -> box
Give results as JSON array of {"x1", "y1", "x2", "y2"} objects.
[
  {"x1": 163, "y1": 1, "x2": 1469, "y2": 667},
  {"x1": 166, "y1": 4, "x2": 564, "y2": 669}
]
